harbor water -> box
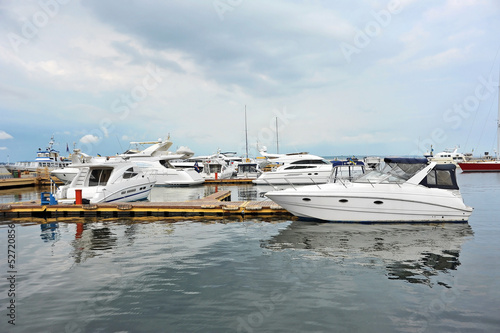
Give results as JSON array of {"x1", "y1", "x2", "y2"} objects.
[{"x1": 0, "y1": 172, "x2": 499, "y2": 332}]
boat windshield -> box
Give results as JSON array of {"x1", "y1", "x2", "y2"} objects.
[{"x1": 354, "y1": 161, "x2": 427, "y2": 184}]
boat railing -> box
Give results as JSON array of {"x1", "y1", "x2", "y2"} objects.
[
  {"x1": 262, "y1": 179, "x2": 280, "y2": 190},
  {"x1": 284, "y1": 178, "x2": 297, "y2": 190},
  {"x1": 309, "y1": 178, "x2": 322, "y2": 190},
  {"x1": 335, "y1": 177, "x2": 348, "y2": 188}
]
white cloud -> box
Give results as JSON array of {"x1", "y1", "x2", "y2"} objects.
[
  {"x1": 0, "y1": 147, "x2": 7, "y2": 150},
  {"x1": 0, "y1": 130, "x2": 13, "y2": 140},
  {"x1": 80, "y1": 134, "x2": 100, "y2": 144},
  {"x1": 413, "y1": 47, "x2": 469, "y2": 70}
]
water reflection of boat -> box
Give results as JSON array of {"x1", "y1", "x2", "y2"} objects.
[
  {"x1": 40, "y1": 222, "x2": 60, "y2": 242},
  {"x1": 71, "y1": 223, "x2": 118, "y2": 264},
  {"x1": 263, "y1": 221, "x2": 474, "y2": 286}
]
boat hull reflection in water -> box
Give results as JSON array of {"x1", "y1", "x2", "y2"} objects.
[{"x1": 264, "y1": 221, "x2": 474, "y2": 285}]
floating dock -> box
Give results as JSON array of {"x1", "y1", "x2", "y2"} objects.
[{"x1": 0, "y1": 190, "x2": 292, "y2": 220}]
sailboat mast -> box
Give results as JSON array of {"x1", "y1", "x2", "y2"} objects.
[
  {"x1": 245, "y1": 106, "x2": 249, "y2": 159},
  {"x1": 276, "y1": 117, "x2": 279, "y2": 154},
  {"x1": 497, "y1": 71, "x2": 500, "y2": 160}
]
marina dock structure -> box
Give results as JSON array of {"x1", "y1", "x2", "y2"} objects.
[
  {"x1": 0, "y1": 190, "x2": 292, "y2": 220},
  {"x1": 0, "y1": 175, "x2": 61, "y2": 189},
  {"x1": 0, "y1": 174, "x2": 254, "y2": 189},
  {"x1": 0, "y1": 167, "x2": 63, "y2": 189}
]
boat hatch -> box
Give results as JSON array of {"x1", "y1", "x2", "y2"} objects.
[{"x1": 419, "y1": 164, "x2": 459, "y2": 190}]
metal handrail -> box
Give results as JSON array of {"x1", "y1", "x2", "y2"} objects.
[
  {"x1": 263, "y1": 178, "x2": 280, "y2": 191},
  {"x1": 285, "y1": 178, "x2": 297, "y2": 190}
]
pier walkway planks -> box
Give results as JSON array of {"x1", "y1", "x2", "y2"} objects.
[{"x1": 0, "y1": 190, "x2": 292, "y2": 220}]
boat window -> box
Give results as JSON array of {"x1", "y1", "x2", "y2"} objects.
[
  {"x1": 159, "y1": 160, "x2": 174, "y2": 169},
  {"x1": 123, "y1": 167, "x2": 138, "y2": 179},
  {"x1": 419, "y1": 166, "x2": 459, "y2": 190},
  {"x1": 209, "y1": 165, "x2": 222, "y2": 173},
  {"x1": 330, "y1": 165, "x2": 365, "y2": 182},
  {"x1": 238, "y1": 164, "x2": 257, "y2": 173},
  {"x1": 290, "y1": 160, "x2": 327, "y2": 165},
  {"x1": 354, "y1": 161, "x2": 427, "y2": 184},
  {"x1": 89, "y1": 168, "x2": 112, "y2": 186},
  {"x1": 284, "y1": 165, "x2": 315, "y2": 170}
]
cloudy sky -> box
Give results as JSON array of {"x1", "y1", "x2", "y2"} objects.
[{"x1": 1, "y1": 0, "x2": 499, "y2": 162}]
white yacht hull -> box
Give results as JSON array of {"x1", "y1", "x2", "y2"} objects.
[
  {"x1": 51, "y1": 167, "x2": 79, "y2": 183},
  {"x1": 266, "y1": 183, "x2": 473, "y2": 223},
  {"x1": 155, "y1": 169, "x2": 204, "y2": 186},
  {"x1": 57, "y1": 181, "x2": 155, "y2": 204}
]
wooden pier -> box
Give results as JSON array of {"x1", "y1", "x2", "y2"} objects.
[{"x1": 0, "y1": 190, "x2": 292, "y2": 220}]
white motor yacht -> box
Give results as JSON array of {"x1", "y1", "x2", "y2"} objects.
[
  {"x1": 265, "y1": 157, "x2": 473, "y2": 223},
  {"x1": 427, "y1": 147, "x2": 468, "y2": 166},
  {"x1": 234, "y1": 161, "x2": 262, "y2": 179},
  {"x1": 119, "y1": 139, "x2": 204, "y2": 186},
  {"x1": 55, "y1": 160, "x2": 156, "y2": 204},
  {"x1": 132, "y1": 156, "x2": 204, "y2": 186},
  {"x1": 6, "y1": 136, "x2": 71, "y2": 173},
  {"x1": 51, "y1": 149, "x2": 92, "y2": 183},
  {"x1": 172, "y1": 150, "x2": 236, "y2": 180},
  {"x1": 52, "y1": 138, "x2": 203, "y2": 186},
  {"x1": 253, "y1": 153, "x2": 333, "y2": 185}
]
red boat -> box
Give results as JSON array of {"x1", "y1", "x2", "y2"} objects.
[
  {"x1": 459, "y1": 160, "x2": 500, "y2": 172},
  {"x1": 459, "y1": 72, "x2": 500, "y2": 172}
]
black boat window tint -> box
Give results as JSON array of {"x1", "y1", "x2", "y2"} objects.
[
  {"x1": 284, "y1": 165, "x2": 315, "y2": 170},
  {"x1": 419, "y1": 166, "x2": 459, "y2": 190},
  {"x1": 425, "y1": 170, "x2": 437, "y2": 185},
  {"x1": 291, "y1": 160, "x2": 327, "y2": 165},
  {"x1": 89, "y1": 169, "x2": 112, "y2": 186},
  {"x1": 436, "y1": 170, "x2": 453, "y2": 187},
  {"x1": 123, "y1": 167, "x2": 138, "y2": 179}
]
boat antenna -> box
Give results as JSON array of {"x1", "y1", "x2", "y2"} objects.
[
  {"x1": 276, "y1": 117, "x2": 279, "y2": 154},
  {"x1": 115, "y1": 135, "x2": 124, "y2": 153},
  {"x1": 245, "y1": 105, "x2": 249, "y2": 159}
]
